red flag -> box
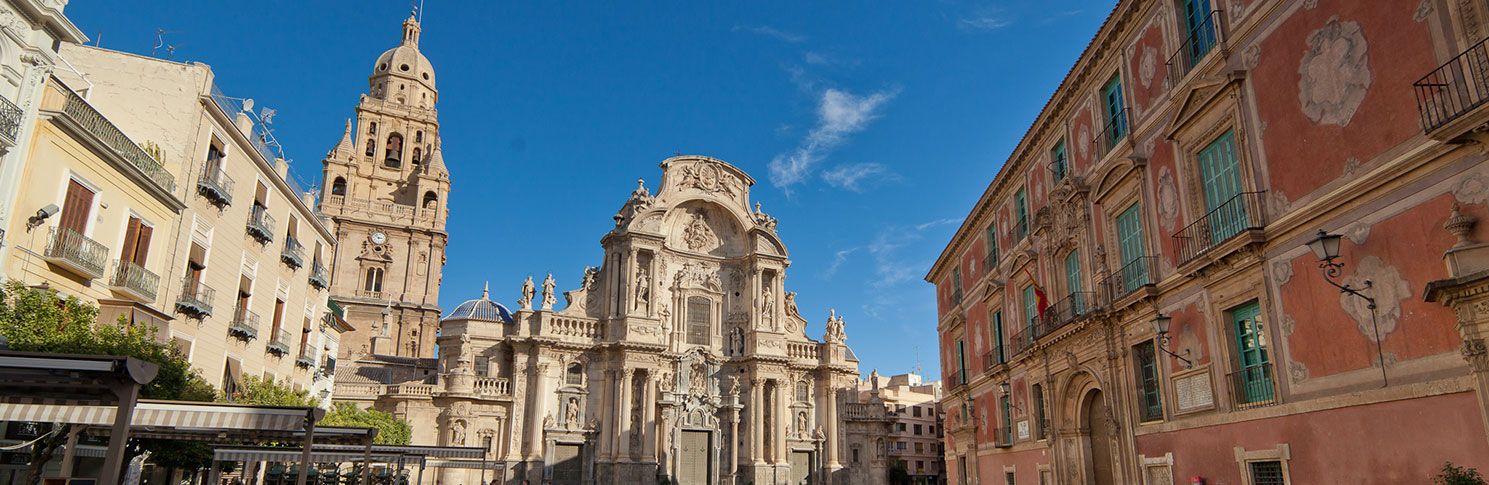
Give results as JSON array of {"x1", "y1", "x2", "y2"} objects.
[{"x1": 1023, "y1": 267, "x2": 1049, "y2": 320}]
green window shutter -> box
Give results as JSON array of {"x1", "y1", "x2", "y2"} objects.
[
  {"x1": 957, "y1": 340, "x2": 966, "y2": 384},
  {"x1": 1117, "y1": 204, "x2": 1148, "y2": 293},
  {"x1": 953, "y1": 267, "x2": 963, "y2": 297},
  {"x1": 1052, "y1": 141, "x2": 1067, "y2": 182},
  {"x1": 1023, "y1": 285, "x2": 1038, "y2": 329},
  {"x1": 992, "y1": 311, "x2": 1005, "y2": 363},
  {"x1": 1136, "y1": 340, "x2": 1163, "y2": 421},
  {"x1": 1183, "y1": 0, "x2": 1216, "y2": 65},
  {"x1": 999, "y1": 395, "x2": 1012, "y2": 442},
  {"x1": 1065, "y1": 250, "x2": 1083, "y2": 313},
  {"x1": 1016, "y1": 189, "x2": 1028, "y2": 240},
  {"x1": 987, "y1": 224, "x2": 999, "y2": 266},
  {"x1": 1104, "y1": 75, "x2": 1127, "y2": 142},
  {"x1": 1199, "y1": 130, "x2": 1248, "y2": 242},
  {"x1": 1232, "y1": 301, "x2": 1273, "y2": 404}
]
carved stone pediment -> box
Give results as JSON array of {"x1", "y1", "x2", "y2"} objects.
[{"x1": 1165, "y1": 75, "x2": 1244, "y2": 140}]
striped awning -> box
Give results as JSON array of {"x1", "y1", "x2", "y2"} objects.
[
  {"x1": 313, "y1": 444, "x2": 486, "y2": 459},
  {"x1": 213, "y1": 448, "x2": 415, "y2": 465},
  {"x1": 427, "y1": 459, "x2": 504, "y2": 470},
  {"x1": 0, "y1": 400, "x2": 318, "y2": 431}
]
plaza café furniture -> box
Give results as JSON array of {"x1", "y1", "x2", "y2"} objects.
[
  {"x1": 0, "y1": 351, "x2": 379, "y2": 485},
  {"x1": 214, "y1": 444, "x2": 489, "y2": 484}
]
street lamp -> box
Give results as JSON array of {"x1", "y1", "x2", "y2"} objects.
[
  {"x1": 1150, "y1": 314, "x2": 1193, "y2": 369},
  {"x1": 1303, "y1": 229, "x2": 1386, "y2": 387}
]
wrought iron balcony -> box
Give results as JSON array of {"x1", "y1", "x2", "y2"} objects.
[
  {"x1": 295, "y1": 352, "x2": 316, "y2": 368},
  {"x1": 281, "y1": 237, "x2": 304, "y2": 269},
  {"x1": 322, "y1": 355, "x2": 337, "y2": 376},
  {"x1": 984, "y1": 249, "x2": 999, "y2": 271},
  {"x1": 228, "y1": 305, "x2": 259, "y2": 340},
  {"x1": 309, "y1": 262, "x2": 330, "y2": 290},
  {"x1": 1042, "y1": 291, "x2": 1096, "y2": 333},
  {"x1": 266, "y1": 327, "x2": 293, "y2": 356},
  {"x1": 1010, "y1": 324, "x2": 1039, "y2": 357},
  {"x1": 1014, "y1": 216, "x2": 1029, "y2": 242},
  {"x1": 1227, "y1": 363, "x2": 1279, "y2": 410},
  {"x1": 247, "y1": 204, "x2": 275, "y2": 243},
  {"x1": 175, "y1": 277, "x2": 215, "y2": 319},
  {"x1": 1167, "y1": 10, "x2": 1222, "y2": 85},
  {"x1": 109, "y1": 259, "x2": 160, "y2": 303},
  {"x1": 1094, "y1": 108, "x2": 1131, "y2": 160},
  {"x1": 43, "y1": 227, "x2": 108, "y2": 279},
  {"x1": 1101, "y1": 256, "x2": 1157, "y2": 305},
  {"x1": 1415, "y1": 35, "x2": 1489, "y2": 133},
  {"x1": 952, "y1": 288, "x2": 964, "y2": 305},
  {"x1": 60, "y1": 88, "x2": 176, "y2": 193},
  {"x1": 949, "y1": 370, "x2": 966, "y2": 388},
  {"x1": 196, "y1": 166, "x2": 234, "y2": 207},
  {"x1": 993, "y1": 427, "x2": 1013, "y2": 448},
  {"x1": 0, "y1": 93, "x2": 21, "y2": 145},
  {"x1": 1175, "y1": 191, "x2": 1266, "y2": 265}
]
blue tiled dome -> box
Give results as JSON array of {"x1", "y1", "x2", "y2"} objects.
[{"x1": 442, "y1": 283, "x2": 513, "y2": 323}]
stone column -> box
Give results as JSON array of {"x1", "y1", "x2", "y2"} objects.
[
  {"x1": 1424, "y1": 207, "x2": 1489, "y2": 449},
  {"x1": 597, "y1": 369, "x2": 614, "y2": 460},
  {"x1": 527, "y1": 362, "x2": 550, "y2": 461},
  {"x1": 751, "y1": 377, "x2": 766, "y2": 465},
  {"x1": 619, "y1": 369, "x2": 636, "y2": 460},
  {"x1": 776, "y1": 380, "x2": 788, "y2": 464},
  {"x1": 826, "y1": 386, "x2": 841, "y2": 469},
  {"x1": 643, "y1": 371, "x2": 658, "y2": 460},
  {"x1": 728, "y1": 391, "x2": 742, "y2": 484},
  {"x1": 505, "y1": 351, "x2": 530, "y2": 462}
]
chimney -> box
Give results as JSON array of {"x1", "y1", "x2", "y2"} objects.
[
  {"x1": 234, "y1": 111, "x2": 254, "y2": 136},
  {"x1": 301, "y1": 190, "x2": 317, "y2": 207},
  {"x1": 274, "y1": 158, "x2": 289, "y2": 179}
]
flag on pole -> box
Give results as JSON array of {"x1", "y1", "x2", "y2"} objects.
[{"x1": 1024, "y1": 267, "x2": 1049, "y2": 321}]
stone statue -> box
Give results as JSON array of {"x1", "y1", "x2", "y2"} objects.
[
  {"x1": 634, "y1": 269, "x2": 650, "y2": 311},
  {"x1": 825, "y1": 309, "x2": 847, "y2": 343},
  {"x1": 813, "y1": 425, "x2": 825, "y2": 441},
  {"x1": 580, "y1": 266, "x2": 598, "y2": 290},
  {"x1": 796, "y1": 411, "x2": 809, "y2": 437},
  {"x1": 541, "y1": 273, "x2": 557, "y2": 310},
  {"x1": 728, "y1": 376, "x2": 741, "y2": 399},
  {"x1": 542, "y1": 413, "x2": 555, "y2": 430},
  {"x1": 456, "y1": 334, "x2": 473, "y2": 373},
  {"x1": 784, "y1": 291, "x2": 800, "y2": 318},
  {"x1": 450, "y1": 420, "x2": 466, "y2": 446},
  {"x1": 518, "y1": 276, "x2": 535, "y2": 310},
  {"x1": 729, "y1": 326, "x2": 744, "y2": 355},
  {"x1": 761, "y1": 282, "x2": 775, "y2": 323},
  {"x1": 565, "y1": 397, "x2": 581, "y2": 428}
]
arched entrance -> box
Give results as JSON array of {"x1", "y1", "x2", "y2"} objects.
[{"x1": 1081, "y1": 389, "x2": 1115, "y2": 485}]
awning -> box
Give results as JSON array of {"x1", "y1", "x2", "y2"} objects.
[
  {"x1": 426, "y1": 459, "x2": 504, "y2": 470},
  {"x1": 0, "y1": 400, "x2": 319, "y2": 432},
  {"x1": 213, "y1": 447, "x2": 416, "y2": 465},
  {"x1": 313, "y1": 444, "x2": 486, "y2": 459}
]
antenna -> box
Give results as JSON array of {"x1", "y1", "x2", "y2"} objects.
[
  {"x1": 418, "y1": 0, "x2": 426, "y2": 23},
  {"x1": 914, "y1": 346, "x2": 922, "y2": 376},
  {"x1": 165, "y1": 43, "x2": 184, "y2": 60},
  {"x1": 94, "y1": 31, "x2": 101, "y2": 47},
  {"x1": 151, "y1": 29, "x2": 182, "y2": 57}
]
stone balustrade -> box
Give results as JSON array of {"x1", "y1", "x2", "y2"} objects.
[
  {"x1": 787, "y1": 342, "x2": 820, "y2": 361},
  {"x1": 542, "y1": 314, "x2": 603, "y2": 340},
  {"x1": 334, "y1": 383, "x2": 384, "y2": 398},
  {"x1": 321, "y1": 195, "x2": 445, "y2": 230},
  {"x1": 387, "y1": 383, "x2": 436, "y2": 396},
  {"x1": 842, "y1": 402, "x2": 888, "y2": 420},
  {"x1": 473, "y1": 376, "x2": 511, "y2": 396}
]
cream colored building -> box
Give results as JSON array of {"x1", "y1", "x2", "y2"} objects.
[
  {"x1": 859, "y1": 372, "x2": 943, "y2": 483},
  {"x1": 53, "y1": 44, "x2": 345, "y2": 399},
  {"x1": 336, "y1": 155, "x2": 877, "y2": 485},
  {"x1": 0, "y1": 0, "x2": 87, "y2": 277}
]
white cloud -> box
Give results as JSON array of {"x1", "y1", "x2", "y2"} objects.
[
  {"x1": 770, "y1": 88, "x2": 899, "y2": 190},
  {"x1": 734, "y1": 25, "x2": 806, "y2": 43},
  {"x1": 825, "y1": 247, "x2": 861, "y2": 276},
  {"x1": 822, "y1": 163, "x2": 899, "y2": 192},
  {"x1": 958, "y1": 7, "x2": 1012, "y2": 31}
]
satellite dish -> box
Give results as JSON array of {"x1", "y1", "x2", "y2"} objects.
[{"x1": 241, "y1": 98, "x2": 254, "y2": 114}]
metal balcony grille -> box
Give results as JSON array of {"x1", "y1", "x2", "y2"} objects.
[
  {"x1": 44, "y1": 227, "x2": 108, "y2": 279},
  {"x1": 247, "y1": 204, "x2": 275, "y2": 243},
  {"x1": 175, "y1": 277, "x2": 215, "y2": 318},
  {"x1": 1415, "y1": 35, "x2": 1489, "y2": 133},
  {"x1": 110, "y1": 259, "x2": 160, "y2": 303},
  {"x1": 1175, "y1": 191, "x2": 1266, "y2": 265},
  {"x1": 1100, "y1": 256, "x2": 1156, "y2": 304},
  {"x1": 1166, "y1": 10, "x2": 1222, "y2": 84},
  {"x1": 1095, "y1": 108, "x2": 1130, "y2": 160},
  {"x1": 1042, "y1": 292, "x2": 1096, "y2": 333},
  {"x1": 281, "y1": 237, "x2": 304, "y2": 269},
  {"x1": 0, "y1": 93, "x2": 21, "y2": 144},
  {"x1": 196, "y1": 166, "x2": 234, "y2": 207},
  {"x1": 267, "y1": 327, "x2": 293, "y2": 355},
  {"x1": 60, "y1": 89, "x2": 176, "y2": 193},
  {"x1": 309, "y1": 262, "x2": 330, "y2": 290},
  {"x1": 1228, "y1": 363, "x2": 1278, "y2": 410},
  {"x1": 228, "y1": 305, "x2": 259, "y2": 341}
]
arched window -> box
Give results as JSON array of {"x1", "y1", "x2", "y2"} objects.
[
  {"x1": 367, "y1": 122, "x2": 377, "y2": 135},
  {"x1": 364, "y1": 267, "x2": 383, "y2": 293},
  {"x1": 384, "y1": 133, "x2": 404, "y2": 168},
  {"x1": 331, "y1": 177, "x2": 346, "y2": 196},
  {"x1": 686, "y1": 296, "x2": 711, "y2": 345},
  {"x1": 422, "y1": 191, "x2": 438, "y2": 209},
  {"x1": 566, "y1": 363, "x2": 583, "y2": 385},
  {"x1": 796, "y1": 380, "x2": 810, "y2": 402},
  {"x1": 412, "y1": 147, "x2": 422, "y2": 165},
  {"x1": 365, "y1": 139, "x2": 375, "y2": 157}
]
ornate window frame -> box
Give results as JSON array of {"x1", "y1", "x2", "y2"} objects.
[{"x1": 1234, "y1": 443, "x2": 1292, "y2": 485}]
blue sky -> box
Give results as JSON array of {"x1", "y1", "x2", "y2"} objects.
[{"x1": 69, "y1": 0, "x2": 1112, "y2": 379}]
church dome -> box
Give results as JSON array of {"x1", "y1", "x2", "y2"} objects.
[
  {"x1": 443, "y1": 283, "x2": 513, "y2": 323},
  {"x1": 371, "y1": 15, "x2": 436, "y2": 91}
]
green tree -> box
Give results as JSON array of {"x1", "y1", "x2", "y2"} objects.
[
  {"x1": 1436, "y1": 462, "x2": 1488, "y2": 485},
  {"x1": 322, "y1": 402, "x2": 413, "y2": 445},
  {"x1": 0, "y1": 281, "x2": 216, "y2": 483},
  {"x1": 227, "y1": 375, "x2": 319, "y2": 407}
]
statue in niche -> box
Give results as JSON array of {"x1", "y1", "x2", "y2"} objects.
[
  {"x1": 518, "y1": 276, "x2": 535, "y2": 310},
  {"x1": 565, "y1": 397, "x2": 581, "y2": 428},
  {"x1": 689, "y1": 361, "x2": 708, "y2": 396},
  {"x1": 796, "y1": 411, "x2": 809, "y2": 438},
  {"x1": 541, "y1": 273, "x2": 557, "y2": 310},
  {"x1": 683, "y1": 213, "x2": 717, "y2": 251},
  {"x1": 634, "y1": 267, "x2": 650, "y2": 311},
  {"x1": 729, "y1": 326, "x2": 744, "y2": 355},
  {"x1": 761, "y1": 280, "x2": 776, "y2": 324},
  {"x1": 450, "y1": 420, "x2": 466, "y2": 446},
  {"x1": 658, "y1": 371, "x2": 674, "y2": 393}
]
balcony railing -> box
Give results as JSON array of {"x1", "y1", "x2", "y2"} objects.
[
  {"x1": 110, "y1": 259, "x2": 160, "y2": 303},
  {"x1": 1167, "y1": 10, "x2": 1222, "y2": 84},
  {"x1": 0, "y1": 93, "x2": 21, "y2": 145},
  {"x1": 175, "y1": 277, "x2": 214, "y2": 318},
  {"x1": 1042, "y1": 291, "x2": 1096, "y2": 333},
  {"x1": 196, "y1": 166, "x2": 234, "y2": 207},
  {"x1": 1101, "y1": 256, "x2": 1157, "y2": 304},
  {"x1": 295, "y1": 352, "x2": 316, "y2": 368},
  {"x1": 1010, "y1": 325, "x2": 1037, "y2": 357},
  {"x1": 60, "y1": 88, "x2": 176, "y2": 193},
  {"x1": 952, "y1": 288, "x2": 964, "y2": 305},
  {"x1": 984, "y1": 249, "x2": 999, "y2": 271},
  {"x1": 1175, "y1": 191, "x2": 1266, "y2": 265},
  {"x1": 266, "y1": 327, "x2": 293, "y2": 355},
  {"x1": 228, "y1": 305, "x2": 260, "y2": 340},
  {"x1": 309, "y1": 262, "x2": 329, "y2": 290},
  {"x1": 1227, "y1": 363, "x2": 1279, "y2": 410},
  {"x1": 1014, "y1": 216, "x2": 1029, "y2": 242},
  {"x1": 1095, "y1": 108, "x2": 1131, "y2": 160},
  {"x1": 1415, "y1": 35, "x2": 1489, "y2": 133},
  {"x1": 993, "y1": 428, "x2": 1013, "y2": 448},
  {"x1": 43, "y1": 227, "x2": 108, "y2": 279},
  {"x1": 247, "y1": 204, "x2": 275, "y2": 243},
  {"x1": 949, "y1": 370, "x2": 966, "y2": 388},
  {"x1": 281, "y1": 237, "x2": 304, "y2": 269}
]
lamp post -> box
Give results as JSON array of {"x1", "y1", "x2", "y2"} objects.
[
  {"x1": 1304, "y1": 229, "x2": 1387, "y2": 387},
  {"x1": 1150, "y1": 314, "x2": 1193, "y2": 369}
]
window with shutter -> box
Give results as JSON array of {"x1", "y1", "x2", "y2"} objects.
[
  {"x1": 1135, "y1": 340, "x2": 1163, "y2": 421},
  {"x1": 60, "y1": 179, "x2": 95, "y2": 235},
  {"x1": 1117, "y1": 204, "x2": 1147, "y2": 293},
  {"x1": 1232, "y1": 301, "x2": 1274, "y2": 404},
  {"x1": 121, "y1": 217, "x2": 153, "y2": 266},
  {"x1": 1065, "y1": 250, "x2": 1082, "y2": 312},
  {"x1": 1200, "y1": 130, "x2": 1247, "y2": 241},
  {"x1": 992, "y1": 310, "x2": 1005, "y2": 364},
  {"x1": 687, "y1": 296, "x2": 711, "y2": 345}
]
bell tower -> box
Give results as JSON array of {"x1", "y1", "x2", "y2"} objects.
[{"x1": 319, "y1": 12, "x2": 450, "y2": 360}]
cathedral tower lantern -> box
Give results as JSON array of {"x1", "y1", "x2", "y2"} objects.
[{"x1": 319, "y1": 13, "x2": 450, "y2": 360}]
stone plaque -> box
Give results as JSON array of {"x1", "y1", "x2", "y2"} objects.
[
  {"x1": 1174, "y1": 371, "x2": 1213, "y2": 411},
  {"x1": 1017, "y1": 420, "x2": 1030, "y2": 440}
]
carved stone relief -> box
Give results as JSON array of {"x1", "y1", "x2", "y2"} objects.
[
  {"x1": 1298, "y1": 17, "x2": 1373, "y2": 127},
  {"x1": 1140, "y1": 46, "x2": 1158, "y2": 89},
  {"x1": 1339, "y1": 256, "x2": 1412, "y2": 342},
  {"x1": 1157, "y1": 167, "x2": 1179, "y2": 232}
]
